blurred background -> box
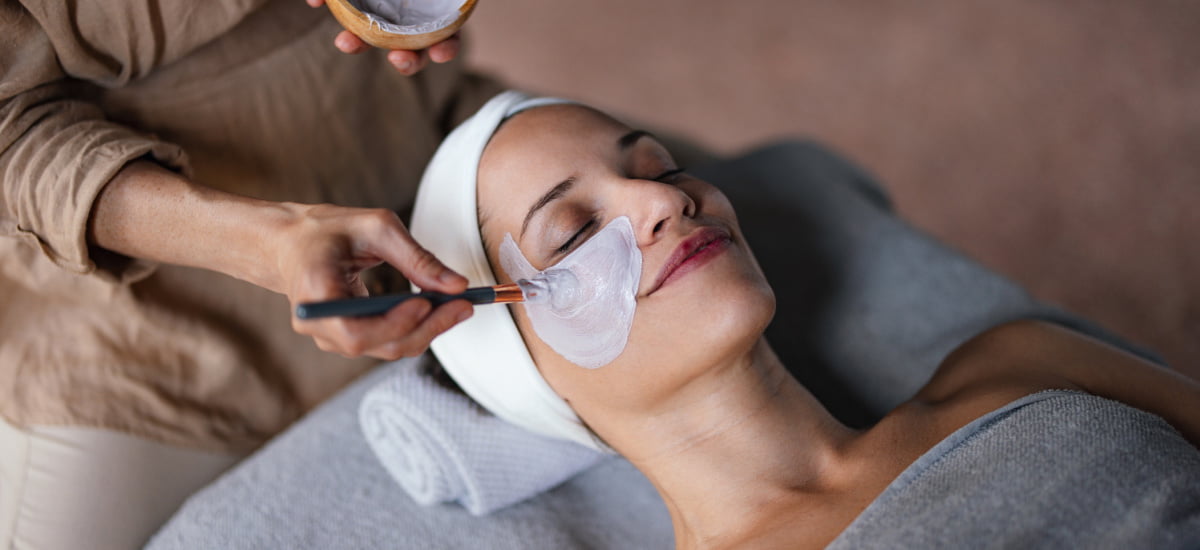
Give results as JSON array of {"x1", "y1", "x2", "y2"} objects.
[{"x1": 464, "y1": 0, "x2": 1199, "y2": 377}]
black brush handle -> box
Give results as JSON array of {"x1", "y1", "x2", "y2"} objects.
[{"x1": 295, "y1": 287, "x2": 497, "y2": 319}]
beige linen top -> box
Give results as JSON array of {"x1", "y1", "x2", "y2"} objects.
[{"x1": 0, "y1": 0, "x2": 500, "y2": 453}]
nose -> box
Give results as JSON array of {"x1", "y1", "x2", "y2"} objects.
[{"x1": 613, "y1": 178, "x2": 697, "y2": 247}]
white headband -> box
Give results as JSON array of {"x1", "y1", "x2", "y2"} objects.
[{"x1": 408, "y1": 91, "x2": 605, "y2": 450}]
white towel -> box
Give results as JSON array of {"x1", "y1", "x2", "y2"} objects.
[{"x1": 359, "y1": 357, "x2": 605, "y2": 516}]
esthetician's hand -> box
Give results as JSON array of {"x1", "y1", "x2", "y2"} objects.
[
  {"x1": 305, "y1": 0, "x2": 462, "y2": 76},
  {"x1": 278, "y1": 204, "x2": 474, "y2": 360},
  {"x1": 90, "y1": 161, "x2": 473, "y2": 362}
]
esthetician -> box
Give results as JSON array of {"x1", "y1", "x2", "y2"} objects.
[{"x1": 0, "y1": 1, "x2": 497, "y2": 548}]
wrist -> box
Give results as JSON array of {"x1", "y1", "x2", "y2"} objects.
[
  {"x1": 249, "y1": 200, "x2": 324, "y2": 296},
  {"x1": 225, "y1": 198, "x2": 304, "y2": 294}
]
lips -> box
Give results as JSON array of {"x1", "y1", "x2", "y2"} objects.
[{"x1": 646, "y1": 225, "x2": 732, "y2": 295}]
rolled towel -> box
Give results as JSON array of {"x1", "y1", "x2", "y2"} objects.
[{"x1": 359, "y1": 357, "x2": 606, "y2": 516}]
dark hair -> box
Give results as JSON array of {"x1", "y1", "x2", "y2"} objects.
[{"x1": 421, "y1": 357, "x2": 488, "y2": 415}]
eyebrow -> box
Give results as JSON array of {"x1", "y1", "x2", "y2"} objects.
[
  {"x1": 518, "y1": 129, "x2": 656, "y2": 239},
  {"x1": 520, "y1": 177, "x2": 576, "y2": 239}
]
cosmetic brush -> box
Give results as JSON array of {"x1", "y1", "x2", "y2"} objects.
[
  {"x1": 294, "y1": 283, "x2": 525, "y2": 320},
  {"x1": 294, "y1": 271, "x2": 574, "y2": 320}
]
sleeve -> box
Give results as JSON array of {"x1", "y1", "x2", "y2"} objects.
[{"x1": 0, "y1": 2, "x2": 233, "y2": 281}]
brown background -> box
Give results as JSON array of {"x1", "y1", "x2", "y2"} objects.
[{"x1": 463, "y1": 1, "x2": 1198, "y2": 377}]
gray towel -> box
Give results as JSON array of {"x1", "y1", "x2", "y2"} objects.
[
  {"x1": 830, "y1": 390, "x2": 1200, "y2": 549},
  {"x1": 146, "y1": 363, "x2": 673, "y2": 550}
]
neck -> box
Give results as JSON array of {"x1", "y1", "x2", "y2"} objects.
[{"x1": 608, "y1": 340, "x2": 860, "y2": 548}]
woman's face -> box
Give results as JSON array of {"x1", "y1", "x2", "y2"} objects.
[{"x1": 477, "y1": 105, "x2": 775, "y2": 432}]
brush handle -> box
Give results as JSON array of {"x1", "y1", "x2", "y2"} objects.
[{"x1": 295, "y1": 287, "x2": 498, "y2": 319}]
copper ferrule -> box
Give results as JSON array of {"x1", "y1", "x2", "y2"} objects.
[{"x1": 492, "y1": 283, "x2": 525, "y2": 304}]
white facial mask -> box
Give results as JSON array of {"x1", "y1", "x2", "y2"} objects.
[
  {"x1": 352, "y1": 0, "x2": 463, "y2": 34},
  {"x1": 500, "y1": 217, "x2": 642, "y2": 369}
]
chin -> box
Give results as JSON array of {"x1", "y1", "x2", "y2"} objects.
[{"x1": 722, "y1": 273, "x2": 776, "y2": 348}]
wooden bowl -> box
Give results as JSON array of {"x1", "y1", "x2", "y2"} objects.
[{"x1": 325, "y1": 0, "x2": 478, "y2": 51}]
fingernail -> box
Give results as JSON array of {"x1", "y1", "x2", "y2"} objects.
[
  {"x1": 393, "y1": 59, "x2": 414, "y2": 72},
  {"x1": 455, "y1": 308, "x2": 473, "y2": 324},
  {"x1": 440, "y1": 270, "x2": 464, "y2": 285},
  {"x1": 413, "y1": 299, "x2": 432, "y2": 318}
]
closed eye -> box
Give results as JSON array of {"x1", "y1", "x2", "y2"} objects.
[
  {"x1": 553, "y1": 168, "x2": 683, "y2": 256},
  {"x1": 557, "y1": 218, "x2": 597, "y2": 255},
  {"x1": 654, "y1": 167, "x2": 686, "y2": 182}
]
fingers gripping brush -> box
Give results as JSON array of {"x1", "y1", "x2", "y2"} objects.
[{"x1": 294, "y1": 269, "x2": 579, "y2": 319}]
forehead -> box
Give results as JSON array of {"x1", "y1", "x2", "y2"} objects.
[
  {"x1": 482, "y1": 104, "x2": 629, "y2": 172},
  {"x1": 477, "y1": 105, "x2": 629, "y2": 231}
]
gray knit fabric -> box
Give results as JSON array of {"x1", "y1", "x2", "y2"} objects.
[
  {"x1": 147, "y1": 362, "x2": 673, "y2": 550},
  {"x1": 830, "y1": 390, "x2": 1200, "y2": 549},
  {"x1": 149, "y1": 141, "x2": 1178, "y2": 549}
]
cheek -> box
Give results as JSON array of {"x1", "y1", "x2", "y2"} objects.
[{"x1": 507, "y1": 245, "x2": 775, "y2": 412}]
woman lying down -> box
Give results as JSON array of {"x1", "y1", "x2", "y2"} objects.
[{"x1": 408, "y1": 91, "x2": 1200, "y2": 549}]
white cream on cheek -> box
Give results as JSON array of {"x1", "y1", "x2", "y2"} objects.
[{"x1": 499, "y1": 216, "x2": 642, "y2": 369}]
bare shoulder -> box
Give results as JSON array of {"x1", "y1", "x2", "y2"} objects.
[
  {"x1": 844, "y1": 322, "x2": 1100, "y2": 489},
  {"x1": 914, "y1": 320, "x2": 1085, "y2": 406},
  {"x1": 911, "y1": 319, "x2": 1200, "y2": 446}
]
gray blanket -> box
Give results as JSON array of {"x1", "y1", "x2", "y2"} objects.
[
  {"x1": 148, "y1": 141, "x2": 1175, "y2": 549},
  {"x1": 830, "y1": 390, "x2": 1200, "y2": 549}
]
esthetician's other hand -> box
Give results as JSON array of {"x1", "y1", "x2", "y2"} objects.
[
  {"x1": 305, "y1": 0, "x2": 462, "y2": 76},
  {"x1": 278, "y1": 204, "x2": 474, "y2": 360}
]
